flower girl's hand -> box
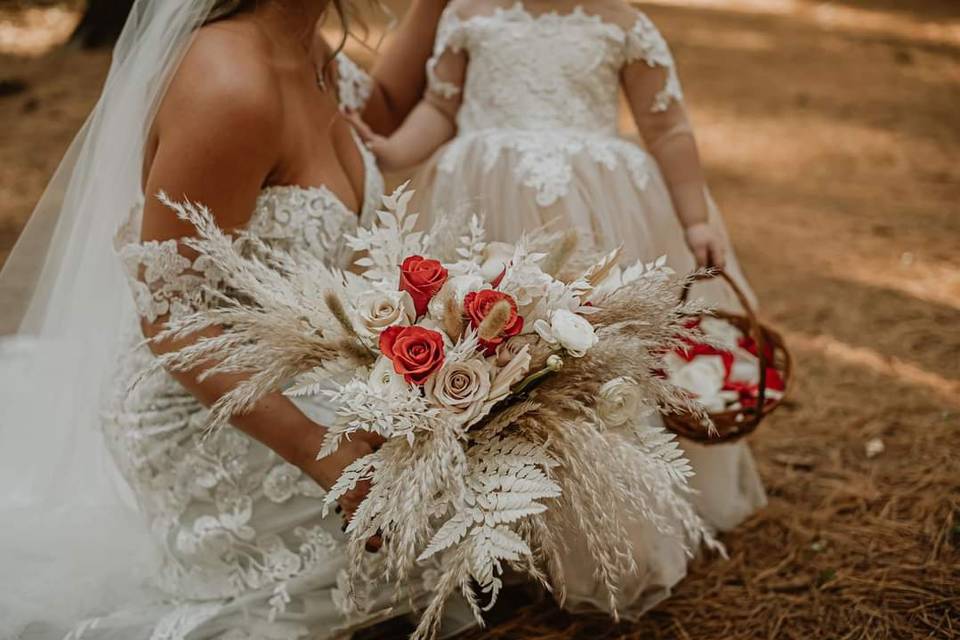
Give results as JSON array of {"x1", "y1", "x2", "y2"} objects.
[
  {"x1": 684, "y1": 222, "x2": 727, "y2": 269},
  {"x1": 342, "y1": 109, "x2": 403, "y2": 172}
]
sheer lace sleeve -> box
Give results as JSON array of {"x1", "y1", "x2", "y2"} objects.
[
  {"x1": 623, "y1": 12, "x2": 684, "y2": 114},
  {"x1": 335, "y1": 53, "x2": 373, "y2": 112},
  {"x1": 115, "y1": 216, "x2": 226, "y2": 324},
  {"x1": 426, "y1": 6, "x2": 470, "y2": 100},
  {"x1": 621, "y1": 12, "x2": 708, "y2": 230}
]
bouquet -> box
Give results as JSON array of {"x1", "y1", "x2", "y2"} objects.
[{"x1": 154, "y1": 186, "x2": 721, "y2": 639}]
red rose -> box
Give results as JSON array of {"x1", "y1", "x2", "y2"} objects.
[
  {"x1": 463, "y1": 289, "x2": 524, "y2": 354},
  {"x1": 379, "y1": 325, "x2": 446, "y2": 386},
  {"x1": 399, "y1": 255, "x2": 448, "y2": 317}
]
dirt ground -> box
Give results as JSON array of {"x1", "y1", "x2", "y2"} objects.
[{"x1": 1, "y1": 1, "x2": 958, "y2": 638}]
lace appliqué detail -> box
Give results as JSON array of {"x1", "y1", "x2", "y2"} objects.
[
  {"x1": 624, "y1": 12, "x2": 684, "y2": 113},
  {"x1": 247, "y1": 186, "x2": 360, "y2": 267},
  {"x1": 427, "y1": 7, "x2": 471, "y2": 99},
  {"x1": 334, "y1": 53, "x2": 373, "y2": 112},
  {"x1": 440, "y1": 129, "x2": 650, "y2": 207},
  {"x1": 117, "y1": 236, "x2": 226, "y2": 323}
]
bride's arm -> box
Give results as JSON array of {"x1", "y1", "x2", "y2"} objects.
[
  {"x1": 136, "y1": 39, "x2": 374, "y2": 517},
  {"x1": 361, "y1": 0, "x2": 450, "y2": 134}
]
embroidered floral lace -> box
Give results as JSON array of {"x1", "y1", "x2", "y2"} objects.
[
  {"x1": 105, "y1": 57, "x2": 385, "y2": 620},
  {"x1": 426, "y1": 2, "x2": 687, "y2": 206}
]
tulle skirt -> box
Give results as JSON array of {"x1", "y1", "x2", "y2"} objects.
[{"x1": 410, "y1": 130, "x2": 768, "y2": 592}]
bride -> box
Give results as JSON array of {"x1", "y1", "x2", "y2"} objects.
[{"x1": 0, "y1": 1, "x2": 473, "y2": 638}]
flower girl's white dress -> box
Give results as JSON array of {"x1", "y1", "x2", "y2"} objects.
[{"x1": 411, "y1": 1, "x2": 767, "y2": 532}]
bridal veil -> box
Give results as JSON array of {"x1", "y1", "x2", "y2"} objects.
[{"x1": 0, "y1": 2, "x2": 219, "y2": 636}]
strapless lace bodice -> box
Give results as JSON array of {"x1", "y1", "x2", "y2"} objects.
[{"x1": 102, "y1": 58, "x2": 389, "y2": 627}]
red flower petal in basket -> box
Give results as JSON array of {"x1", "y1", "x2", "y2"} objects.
[
  {"x1": 399, "y1": 255, "x2": 448, "y2": 318},
  {"x1": 738, "y1": 335, "x2": 775, "y2": 362},
  {"x1": 676, "y1": 342, "x2": 734, "y2": 378},
  {"x1": 765, "y1": 366, "x2": 786, "y2": 392},
  {"x1": 379, "y1": 325, "x2": 446, "y2": 386}
]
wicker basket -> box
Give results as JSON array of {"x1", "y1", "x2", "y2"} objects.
[{"x1": 663, "y1": 270, "x2": 792, "y2": 444}]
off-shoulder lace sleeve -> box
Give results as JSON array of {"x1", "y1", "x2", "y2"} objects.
[
  {"x1": 623, "y1": 12, "x2": 683, "y2": 113},
  {"x1": 116, "y1": 220, "x2": 226, "y2": 324},
  {"x1": 427, "y1": 6, "x2": 470, "y2": 100},
  {"x1": 335, "y1": 53, "x2": 373, "y2": 112}
]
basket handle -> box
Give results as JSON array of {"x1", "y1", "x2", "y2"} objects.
[{"x1": 679, "y1": 270, "x2": 768, "y2": 428}]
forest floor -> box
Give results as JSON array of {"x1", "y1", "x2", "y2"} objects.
[{"x1": 1, "y1": 1, "x2": 958, "y2": 638}]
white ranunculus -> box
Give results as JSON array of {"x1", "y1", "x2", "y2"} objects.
[
  {"x1": 427, "y1": 274, "x2": 484, "y2": 321},
  {"x1": 534, "y1": 309, "x2": 598, "y2": 357},
  {"x1": 424, "y1": 358, "x2": 493, "y2": 425},
  {"x1": 368, "y1": 355, "x2": 408, "y2": 395},
  {"x1": 355, "y1": 289, "x2": 415, "y2": 338},
  {"x1": 597, "y1": 377, "x2": 645, "y2": 428}
]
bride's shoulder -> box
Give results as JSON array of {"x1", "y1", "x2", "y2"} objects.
[{"x1": 158, "y1": 22, "x2": 282, "y2": 135}]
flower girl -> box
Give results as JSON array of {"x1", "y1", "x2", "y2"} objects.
[{"x1": 352, "y1": 0, "x2": 766, "y2": 531}]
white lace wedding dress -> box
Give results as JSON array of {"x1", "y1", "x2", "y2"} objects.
[
  {"x1": 56, "y1": 57, "x2": 472, "y2": 640},
  {"x1": 410, "y1": 1, "x2": 767, "y2": 533}
]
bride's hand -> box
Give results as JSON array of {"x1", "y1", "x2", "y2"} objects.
[
  {"x1": 684, "y1": 222, "x2": 727, "y2": 269},
  {"x1": 301, "y1": 435, "x2": 384, "y2": 551}
]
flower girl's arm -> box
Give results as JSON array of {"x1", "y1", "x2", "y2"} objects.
[
  {"x1": 350, "y1": 44, "x2": 466, "y2": 171},
  {"x1": 351, "y1": 98, "x2": 457, "y2": 172},
  {"x1": 621, "y1": 16, "x2": 726, "y2": 268},
  {"x1": 361, "y1": 0, "x2": 451, "y2": 134}
]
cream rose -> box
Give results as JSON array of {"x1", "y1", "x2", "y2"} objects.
[
  {"x1": 424, "y1": 358, "x2": 493, "y2": 425},
  {"x1": 534, "y1": 309, "x2": 598, "y2": 357},
  {"x1": 355, "y1": 289, "x2": 416, "y2": 338},
  {"x1": 597, "y1": 377, "x2": 644, "y2": 428}
]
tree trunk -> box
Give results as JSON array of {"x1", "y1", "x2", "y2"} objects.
[{"x1": 70, "y1": 0, "x2": 136, "y2": 49}]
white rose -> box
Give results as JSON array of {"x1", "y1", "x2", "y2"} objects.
[
  {"x1": 597, "y1": 377, "x2": 645, "y2": 428},
  {"x1": 427, "y1": 274, "x2": 484, "y2": 321},
  {"x1": 423, "y1": 358, "x2": 493, "y2": 425},
  {"x1": 534, "y1": 309, "x2": 598, "y2": 357},
  {"x1": 355, "y1": 289, "x2": 415, "y2": 338},
  {"x1": 368, "y1": 355, "x2": 408, "y2": 395},
  {"x1": 479, "y1": 242, "x2": 515, "y2": 282}
]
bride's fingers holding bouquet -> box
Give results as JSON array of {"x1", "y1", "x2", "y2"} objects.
[
  {"x1": 301, "y1": 436, "x2": 382, "y2": 551},
  {"x1": 684, "y1": 222, "x2": 727, "y2": 269}
]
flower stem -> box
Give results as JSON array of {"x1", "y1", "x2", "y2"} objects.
[{"x1": 512, "y1": 354, "x2": 564, "y2": 396}]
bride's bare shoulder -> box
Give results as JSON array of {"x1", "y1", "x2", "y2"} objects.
[{"x1": 156, "y1": 21, "x2": 282, "y2": 136}]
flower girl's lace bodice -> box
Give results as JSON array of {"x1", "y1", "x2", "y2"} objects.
[
  {"x1": 104, "y1": 57, "x2": 385, "y2": 612},
  {"x1": 428, "y1": 2, "x2": 685, "y2": 206}
]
